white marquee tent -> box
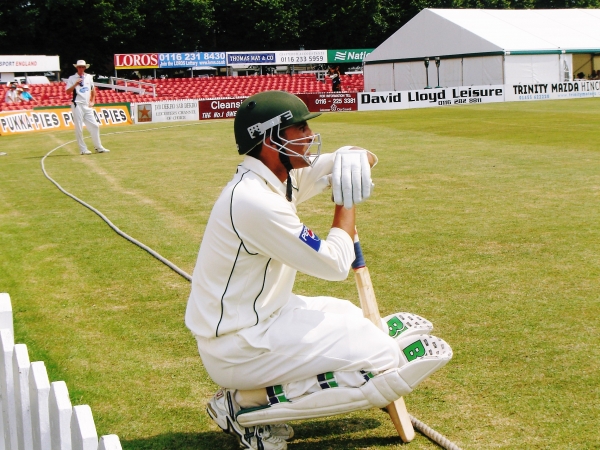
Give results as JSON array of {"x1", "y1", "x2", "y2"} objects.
[{"x1": 364, "y1": 9, "x2": 600, "y2": 91}]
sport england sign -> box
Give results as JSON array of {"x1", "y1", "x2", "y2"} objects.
[
  {"x1": 0, "y1": 55, "x2": 60, "y2": 72},
  {"x1": 327, "y1": 49, "x2": 373, "y2": 64},
  {"x1": 132, "y1": 100, "x2": 199, "y2": 123},
  {"x1": 358, "y1": 85, "x2": 505, "y2": 111},
  {"x1": 0, "y1": 105, "x2": 132, "y2": 136},
  {"x1": 505, "y1": 80, "x2": 600, "y2": 102}
]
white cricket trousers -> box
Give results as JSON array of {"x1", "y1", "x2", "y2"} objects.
[
  {"x1": 71, "y1": 103, "x2": 102, "y2": 152},
  {"x1": 196, "y1": 294, "x2": 401, "y2": 397}
]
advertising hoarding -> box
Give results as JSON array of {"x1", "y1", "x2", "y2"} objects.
[
  {"x1": 276, "y1": 50, "x2": 327, "y2": 65},
  {"x1": 133, "y1": 100, "x2": 199, "y2": 123},
  {"x1": 115, "y1": 53, "x2": 226, "y2": 69},
  {"x1": 198, "y1": 93, "x2": 358, "y2": 120},
  {"x1": 227, "y1": 53, "x2": 276, "y2": 65},
  {"x1": 358, "y1": 85, "x2": 505, "y2": 111},
  {"x1": 159, "y1": 52, "x2": 226, "y2": 68},
  {"x1": 0, "y1": 55, "x2": 60, "y2": 73},
  {"x1": 226, "y1": 51, "x2": 328, "y2": 66},
  {"x1": 199, "y1": 98, "x2": 245, "y2": 120},
  {"x1": 114, "y1": 49, "x2": 373, "y2": 69},
  {"x1": 0, "y1": 105, "x2": 132, "y2": 136},
  {"x1": 327, "y1": 49, "x2": 374, "y2": 64},
  {"x1": 297, "y1": 92, "x2": 358, "y2": 112},
  {"x1": 114, "y1": 54, "x2": 160, "y2": 69},
  {"x1": 505, "y1": 80, "x2": 600, "y2": 102}
]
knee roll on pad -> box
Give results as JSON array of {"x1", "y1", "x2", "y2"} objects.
[{"x1": 382, "y1": 312, "x2": 434, "y2": 339}]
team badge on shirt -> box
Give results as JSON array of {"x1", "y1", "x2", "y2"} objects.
[{"x1": 299, "y1": 225, "x2": 321, "y2": 251}]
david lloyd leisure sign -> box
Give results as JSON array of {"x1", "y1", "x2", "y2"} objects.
[{"x1": 358, "y1": 85, "x2": 505, "y2": 111}]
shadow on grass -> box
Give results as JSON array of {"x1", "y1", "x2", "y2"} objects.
[
  {"x1": 25, "y1": 154, "x2": 73, "y2": 159},
  {"x1": 119, "y1": 417, "x2": 407, "y2": 449}
]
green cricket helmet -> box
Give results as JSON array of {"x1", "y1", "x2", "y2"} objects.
[{"x1": 234, "y1": 90, "x2": 321, "y2": 159}]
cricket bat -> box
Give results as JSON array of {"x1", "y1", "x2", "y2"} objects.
[{"x1": 352, "y1": 232, "x2": 416, "y2": 442}]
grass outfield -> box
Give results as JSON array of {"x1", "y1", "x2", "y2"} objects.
[{"x1": 1, "y1": 99, "x2": 599, "y2": 449}]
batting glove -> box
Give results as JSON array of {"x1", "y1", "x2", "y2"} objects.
[{"x1": 331, "y1": 147, "x2": 373, "y2": 209}]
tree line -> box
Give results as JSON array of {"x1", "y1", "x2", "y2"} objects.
[{"x1": 1, "y1": 0, "x2": 598, "y2": 75}]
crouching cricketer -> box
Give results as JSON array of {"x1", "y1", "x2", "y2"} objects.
[{"x1": 185, "y1": 91, "x2": 452, "y2": 449}]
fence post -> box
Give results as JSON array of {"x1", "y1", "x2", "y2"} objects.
[
  {"x1": 97, "y1": 435, "x2": 122, "y2": 450},
  {"x1": 0, "y1": 386, "x2": 3, "y2": 450},
  {"x1": 0, "y1": 330, "x2": 17, "y2": 450},
  {"x1": 0, "y1": 295, "x2": 120, "y2": 450},
  {"x1": 0, "y1": 294, "x2": 13, "y2": 337},
  {"x1": 13, "y1": 344, "x2": 33, "y2": 450},
  {"x1": 0, "y1": 293, "x2": 13, "y2": 450},
  {"x1": 49, "y1": 381, "x2": 72, "y2": 450},
  {"x1": 71, "y1": 405, "x2": 98, "y2": 450},
  {"x1": 30, "y1": 361, "x2": 51, "y2": 450}
]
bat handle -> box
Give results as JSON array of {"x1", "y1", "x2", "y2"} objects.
[{"x1": 352, "y1": 231, "x2": 366, "y2": 270}]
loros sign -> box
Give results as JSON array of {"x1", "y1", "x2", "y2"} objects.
[{"x1": 114, "y1": 53, "x2": 159, "y2": 69}]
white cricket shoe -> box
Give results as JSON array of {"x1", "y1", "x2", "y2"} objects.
[
  {"x1": 382, "y1": 312, "x2": 433, "y2": 340},
  {"x1": 80, "y1": 149, "x2": 92, "y2": 155},
  {"x1": 95, "y1": 147, "x2": 110, "y2": 153},
  {"x1": 207, "y1": 388, "x2": 291, "y2": 449}
]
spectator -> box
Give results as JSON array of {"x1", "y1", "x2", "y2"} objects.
[
  {"x1": 19, "y1": 85, "x2": 35, "y2": 102},
  {"x1": 591, "y1": 70, "x2": 598, "y2": 80},
  {"x1": 328, "y1": 66, "x2": 342, "y2": 92},
  {"x1": 4, "y1": 83, "x2": 21, "y2": 103},
  {"x1": 65, "y1": 59, "x2": 110, "y2": 155}
]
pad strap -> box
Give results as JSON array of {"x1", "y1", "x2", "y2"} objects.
[
  {"x1": 236, "y1": 369, "x2": 411, "y2": 427},
  {"x1": 237, "y1": 387, "x2": 371, "y2": 427}
]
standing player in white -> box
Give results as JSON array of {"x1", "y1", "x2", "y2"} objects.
[
  {"x1": 186, "y1": 91, "x2": 452, "y2": 450},
  {"x1": 65, "y1": 60, "x2": 110, "y2": 155}
]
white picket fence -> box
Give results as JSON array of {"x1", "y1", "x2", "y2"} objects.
[{"x1": 0, "y1": 293, "x2": 122, "y2": 450}]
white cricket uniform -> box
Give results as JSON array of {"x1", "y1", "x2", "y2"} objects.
[
  {"x1": 65, "y1": 73, "x2": 103, "y2": 152},
  {"x1": 186, "y1": 154, "x2": 401, "y2": 394},
  {"x1": 4, "y1": 89, "x2": 19, "y2": 103}
]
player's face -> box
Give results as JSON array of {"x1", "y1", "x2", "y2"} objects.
[
  {"x1": 76, "y1": 66, "x2": 86, "y2": 75},
  {"x1": 282, "y1": 122, "x2": 315, "y2": 169}
]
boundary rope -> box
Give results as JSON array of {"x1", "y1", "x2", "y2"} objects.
[{"x1": 41, "y1": 125, "x2": 461, "y2": 450}]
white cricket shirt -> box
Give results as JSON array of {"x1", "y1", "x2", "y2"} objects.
[
  {"x1": 66, "y1": 73, "x2": 94, "y2": 105},
  {"x1": 185, "y1": 153, "x2": 355, "y2": 338}
]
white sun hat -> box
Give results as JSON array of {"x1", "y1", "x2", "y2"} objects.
[{"x1": 74, "y1": 60, "x2": 90, "y2": 68}]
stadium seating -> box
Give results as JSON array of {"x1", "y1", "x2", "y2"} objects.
[{"x1": 0, "y1": 74, "x2": 364, "y2": 111}]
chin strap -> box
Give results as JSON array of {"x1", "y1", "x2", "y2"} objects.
[{"x1": 273, "y1": 131, "x2": 294, "y2": 202}]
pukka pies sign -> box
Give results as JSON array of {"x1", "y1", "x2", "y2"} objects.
[{"x1": 0, "y1": 105, "x2": 132, "y2": 136}]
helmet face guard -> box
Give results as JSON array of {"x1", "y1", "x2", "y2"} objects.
[{"x1": 249, "y1": 110, "x2": 322, "y2": 166}]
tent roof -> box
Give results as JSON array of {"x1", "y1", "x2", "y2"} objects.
[{"x1": 365, "y1": 8, "x2": 600, "y2": 63}]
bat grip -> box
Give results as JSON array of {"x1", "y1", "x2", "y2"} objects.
[{"x1": 352, "y1": 234, "x2": 366, "y2": 269}]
